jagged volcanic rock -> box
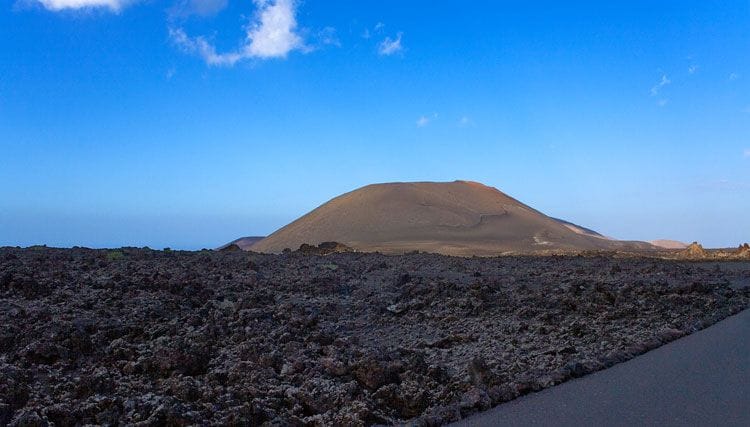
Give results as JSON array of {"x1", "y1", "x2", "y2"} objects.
[{"x1": 1, "y1": 247, "x2": 748, "y2": 425}]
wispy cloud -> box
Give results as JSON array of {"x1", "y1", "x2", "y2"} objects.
[
  {"x1": 362, "y1": 22, "x2": 385, "y2": 39},
  {"x1": 688, "y1": 65, "x2": 698, "y2": 74},
  {"x1": 362, "y1": 22, "x2": 403, "y2": 56},
  {"x1": 650, "y1": 74, "x2": 670, "y2": 96},
  {"x1": 169, "y1": 28, "x2": 242, "y2": 66},
  {"x1": 729, "y1": 72, "x2": 739, "y2": 81},
  {"x1": 657, "y1": 99, "x2": 669, "y2": 107},
  {"x1": 416, "y1": 113, "x2": 437, "y2": 128},
  {"x1": 378, "y1": 32, "x2": 403, "y2": 56},
  {"x1": 314, "y1": 26, "x2": 340, "y2": 48},
  {"x1": 170, "y1": 0, "x2": 304, "y2": 66},
  {"x1": 744, "y1": 149, "x2": 750, "y2": 158},
  {"x1": 34, "y1": 0, "x2": 135, "y2": 11},
  {"x1": 459, "y1": 116, "x2": 473, "y2": 127},
  {"x1": 169, "y1": 0, "x2": 227, "y2": 18}
]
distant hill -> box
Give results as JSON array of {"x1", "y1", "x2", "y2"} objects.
[
  {"x1": 249, "y1": 181, "x2": 654, "y2": 256},
  {"x1": 550, "y1": 217, "x2": 612, "y2": 240},
  {"x1": 217, "y1": 236, "x2": 264, "y2": 251},
  {"x1": 650, "y1": 239, "x2": 689, "y2": 249}
]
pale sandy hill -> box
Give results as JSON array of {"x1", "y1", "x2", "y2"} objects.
[
  {"x1": 551, "y1": 217, "x2": 613, "y2": 240},
  {"x1": 250, "y1": 181, "x2": 653, "y2": 256},
  {"x1": 650, "y1": 239, "x2": 689, "y2": 249}
]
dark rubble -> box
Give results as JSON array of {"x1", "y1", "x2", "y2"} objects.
[{"x1": 1, "y1": 247, "x2": 749, "y2": 426}]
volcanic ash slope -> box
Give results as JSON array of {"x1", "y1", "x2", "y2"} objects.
[{"x1": 250, "y1": 181, "x2": 651, "y2": 256}]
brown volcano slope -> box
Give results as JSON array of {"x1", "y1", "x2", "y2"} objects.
[
  {"x1": 250, "y1": 181, "x2": 654, "y2": 255},
  {"x1": 217, "y1": 236, "x2": 264, "y2": 251}
]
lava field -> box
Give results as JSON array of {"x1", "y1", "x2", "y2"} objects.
[{"x1": 1, "y1": 247, "x2": 749, "y2": 425}]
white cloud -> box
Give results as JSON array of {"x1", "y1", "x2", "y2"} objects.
[
  {"x1": 35, "y1": 0, "x2": 135, "y2": 11},
  {"x1": 688, "y1": 65, "x2": 698, "y2": 74},
  {"x1": 170, "y1": 0, "x2": 304, "y2": 65},
  {"x1": 729, "y1": 72, "x2": 739, "y2": 81},
  {"x1": 650, "y1": 74, "x2": 670, "y2": 96},
  {"x1": 378, "y1": 32, "x2": 403, "y2": 56},
  {"x1": 246, "y1": 0, "x2": 302, "y2": 58},
  {"x1": 657, "y1": 98, "x2": 669, "y2": 107},
  {"x1": 744, "y1": 149, "x2": 750, "y2": 158}
]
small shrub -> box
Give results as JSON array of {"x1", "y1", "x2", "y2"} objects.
[{"x1": 106, "y1": 250, "x2": 125, "y2": 261}]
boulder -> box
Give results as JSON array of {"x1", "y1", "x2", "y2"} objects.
[
  {"x1": 681, "y1": 242, "x2": 707, "y2": 258},
  {"x1": 297, "y1": 242, "x2": 353, "y2": 255},
  {"x1": 737, "y1": 243, "x2": 750, "y2": 257}
]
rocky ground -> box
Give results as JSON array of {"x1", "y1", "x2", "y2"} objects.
[{"x1": 1, "y1": 247, "x2": 749, "y2": 426}]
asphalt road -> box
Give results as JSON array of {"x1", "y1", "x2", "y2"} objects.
[{"x1": 453, "y1": 308, "x2": 750, "y2": 427}]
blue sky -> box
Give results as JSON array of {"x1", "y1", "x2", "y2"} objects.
[{"x1": 1, "y1": 0, "x2": 749, "y2": 249}]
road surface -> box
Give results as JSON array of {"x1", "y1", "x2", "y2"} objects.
[{"x1": 453, "y1": 308, "x2": 750, "y2": 427}]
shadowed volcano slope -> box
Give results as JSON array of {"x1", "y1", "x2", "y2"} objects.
[
  {"x1": 217, "y1": 236, "x2": 264, "y2": 251},
  {"x1": 250, "y1": 181, "x2": 653, "y2": 255}
]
